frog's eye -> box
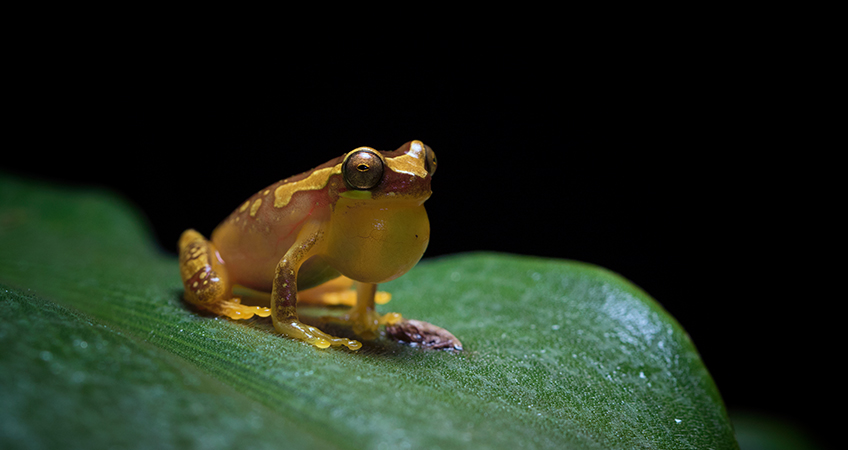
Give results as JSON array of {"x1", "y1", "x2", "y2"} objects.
[
  {"x1": 343, "y1": 149, "x2": 384, "y2": 190},
  {"x1": 424, "y1": 145, "x2": 437, "y2": 177}
]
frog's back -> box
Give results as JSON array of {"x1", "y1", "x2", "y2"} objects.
[{"x1": 211, "y1": 167, "x2": 342, "y2": 291}]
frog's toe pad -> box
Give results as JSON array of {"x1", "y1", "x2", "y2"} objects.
[
  {"x1": 309, "y1": 337, "x2": 361, "y2": 351},
  {"x1": 386, "y1": 319, "x2": 463, "y2": 351}
]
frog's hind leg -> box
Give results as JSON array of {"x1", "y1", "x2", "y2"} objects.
[
  {"x1": 178, "y1": 229, "x2": 271, "y2": 320},
  {"x1": 299, "y1": 276, "x2": 392, "y2": 306},
  {"x1": 319, "y1": 282, "x2": 403, "y2": 340}
]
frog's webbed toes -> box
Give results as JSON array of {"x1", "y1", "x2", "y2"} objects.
[{"x1": 386, "y1": 319, "x2": 463, "y2": 351}]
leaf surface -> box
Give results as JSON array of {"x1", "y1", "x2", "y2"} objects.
[{"x1": 0, "y1": 175, "x2": 737, "y2": 449}]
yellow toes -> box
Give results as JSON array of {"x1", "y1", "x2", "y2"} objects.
[
  {"x1": 375, "y1": 292, "x2": 391, "y2": 305},
  {"x1": 379, "y1": 312, "x2": 403, "y2": 325},
  {"x1": 299, "y1": 287, "x2": 392, "y2": 306},
  {"x1": 274, "y1": 319, "x2": 362, "y2": 350},
  {"x1": 215, "y1": 299, "x2": 272, "y2": 320}
]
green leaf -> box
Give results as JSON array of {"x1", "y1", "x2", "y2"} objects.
[{"x1": 0, "y1": 174, "x2": 737, "y2": 449}]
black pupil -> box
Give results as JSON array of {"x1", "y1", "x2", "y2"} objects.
[{"x1": 357, "y1": 163, "x2": 369, "y2": 172}]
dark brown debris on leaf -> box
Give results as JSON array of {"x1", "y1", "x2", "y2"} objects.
[{"x1": 385, "y1": 319, "x2": 463, "y2": 351}]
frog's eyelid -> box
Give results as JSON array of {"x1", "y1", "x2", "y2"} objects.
[{"x1": 385, "y1": 142, "x2": 430, "y2": 178}]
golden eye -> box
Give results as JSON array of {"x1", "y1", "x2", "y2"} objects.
[
  {"x1": 424, "y1": 144, "x2": 437, "y2": 177},
  {"x1": 343, "y1": 149, "x2": 384, "y2": 190}
]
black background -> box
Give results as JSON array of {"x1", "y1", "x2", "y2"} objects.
[{"x1": 4, "y1": 32, "x2": 832, "y2": 448}]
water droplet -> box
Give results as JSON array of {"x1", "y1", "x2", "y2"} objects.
[
  {"x1": 674, "y1": 418, "x2": 682, "y2": 424},
  {"x1": 530, "y1": 272, "x2": 542, "y2": 281}
]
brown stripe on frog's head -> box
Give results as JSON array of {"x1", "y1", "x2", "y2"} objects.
[{"x1": 340, "y1": 140, "x2": 436, "y2": 204}]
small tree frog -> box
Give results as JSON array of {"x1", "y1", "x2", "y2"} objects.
[{"x1": 178, "y1": 140, "x2": 460, "y2": 351}]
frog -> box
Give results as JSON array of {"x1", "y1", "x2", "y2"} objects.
[{"x1": 178, "y1": 140, "x2": 460, "y2": 351}]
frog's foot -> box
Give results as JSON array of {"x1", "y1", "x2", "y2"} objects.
[
  {"x1": 301, "y1": 290, "x2": 392, "y2": 306},
  {"x1": 210, "y1": 298, "x2": 272, "y2": 320},
  {"x1": 322, "y1": 310, "x2": 403, "y2": 340},
  {"x1": 299, "y1": 277, "x2": 392, "y2": 306},
  {"x1": 386, "y1": 319, "x2": 463, "y2": 351},
  {"x1": 274, "y1": 319, "x2": 362, "y2": 350}
]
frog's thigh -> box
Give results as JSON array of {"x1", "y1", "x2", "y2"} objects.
[
  {"x1": 178, "y1": 229, "x2": 270, "y2": 320},
  {"x1": 299, "y1": 276, "x2": 392, "y2": 306}
]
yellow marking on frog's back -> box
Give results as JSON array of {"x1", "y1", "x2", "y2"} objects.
[
  {"x1": 250, "y1": 198, "x2": 262, "y2": 217},
  {"x1": 239, "y1": 201, "x2": 250, "y2": 213},
  {"x1": 274, "y1": 164, "x2": 342, "y2": 208}
]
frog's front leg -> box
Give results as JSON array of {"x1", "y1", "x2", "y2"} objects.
[{"x1": 271, "y1": 231, "x2": 362, "y2": 350}]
